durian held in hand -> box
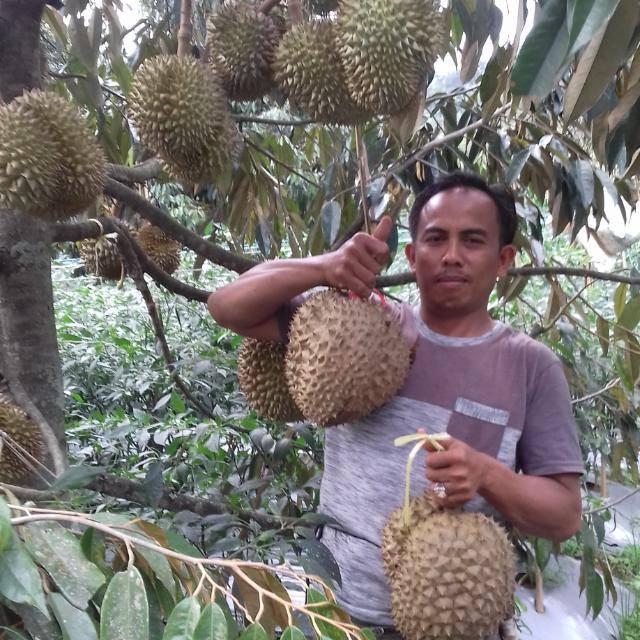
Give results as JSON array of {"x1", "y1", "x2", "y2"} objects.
[
  {"x1": 381, "y1": 433, "x2": 515, "y2": 640},
  {"x1": 0, "y1": 90, "x2": 105, "y2": 220},
  {"x1": 236, "y1": 217, "x2": 412, "y2": 426}
]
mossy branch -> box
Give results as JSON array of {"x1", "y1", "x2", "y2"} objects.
[{"x1": 103, "y1": 177, "x2": 257, "y2": 273}]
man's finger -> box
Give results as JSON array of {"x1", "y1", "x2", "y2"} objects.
[
  {"x1": 372, "y1": 215, "x2": 393, "y2": 243},
  {"x1": 425, "y1": 450, "x2": 456, "y2": 469}
]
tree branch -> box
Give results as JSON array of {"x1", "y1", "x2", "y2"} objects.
[
  {"x1": 1, "y1": 476, "x2": 296, "y2": 529},
  {"x1": 51, "y1": 218, "x2": 211, "y2": 303},
  {"x1": 375, "y1": 265, "x2": 640, "y2": 289},
  {"x1": 112, "y1": 220, "x2": 219, "y2": 420},
  {"x1": 233, "y1": 113, "x2": 314, "y2": 127},
  {"x1": 106, "y1": 159, "x2": 162, "y2": 183},
  {"x1": 177, "y1": 0, "x2": 193, "y2": 58},
  {"x1": 383, "y1": 102, "x2": 512, "y2": 185},
  {"x1": 103, "y1": 178, "x2": 257, "y2": 273}
]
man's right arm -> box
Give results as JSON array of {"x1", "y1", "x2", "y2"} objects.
[{"x1": 207, "y1": 216, "x2": 393, "y2": 342}]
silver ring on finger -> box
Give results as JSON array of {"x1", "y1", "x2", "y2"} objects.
[{"x1": 432, "y1": 482, "x2": 447, "y2": 499}]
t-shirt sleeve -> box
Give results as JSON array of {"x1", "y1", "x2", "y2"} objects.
[
  {"x1": 384, "y1": 300, "x2": 419, "y2": 347},
  {"x1": 516, "y1": 358, "x2": 584, "y2": 476}
]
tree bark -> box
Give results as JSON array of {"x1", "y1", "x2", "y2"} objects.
[
  {"x1": 0, "y1": 0, "x2": 66, "y2": 483},
  {"x1": 0, "y1": 0, "x2": 46, "y2": 103}
]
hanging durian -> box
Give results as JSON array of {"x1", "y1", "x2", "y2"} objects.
[
  {"x1": 237, "y1": 339, "x2": 304, "y2": 422},
  {"x1": 0, "y1": 399, "x2": 45, "y2": 483},
  {"x1": 0, "y1": 90, "x2": 105, "y2": 220},
  {"x1": 274, "y1": 21, "x2": 371, "y2": 125},
  {"x1": 128, "y1": 55, "x2": 237, "y2": 184},
  {"x1": 285, "y1": 290, "x2": 411, "y2": 427},
  {"x1": 206, "y1": 2, "x2": 286, "y2": 101},
  {"x1": 136, "y1": 224, "x2": 181, "y2": 275},
  {"x1": 336, "y1": 0, "x2": 447, "y2": 114},
  {"x1": 382, "y1": 434, "x2": 515, "y2": 640},
  {"x1": 79, "y1": 234, "x2": 125, "y2": 280}
]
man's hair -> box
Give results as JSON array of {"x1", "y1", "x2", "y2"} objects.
[{"x1": 408, "y1": 171, "x2": 518, "y2": 247}]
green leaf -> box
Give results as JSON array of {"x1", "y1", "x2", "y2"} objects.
[
  {"x1": 193, "y1": 603, "x2": 228, "y2": 640},
  {"x1": 280, "y1": 627, "x2": 306, "y2": 640},
  {"x1": 162, "y1": 596, "x2": 200, "y2": 640},
  {"x1": 0, "y1": 496, "x2": 11, "y2": 554},
  {"x1": 0, "y1": 628, "x2": 29, "y2": 639},
  {"x1": 566, "y1": 0, "x2": 622, "y2": 58},
  {"x1": 22, "y1": 522, "x2": 105, "y2": 609},
  {"x1": 619, "y1": 295, "x2": 640, "y2": 331},
  {"x1": 511, "y1": 0, "x2": 569, "y2": 97},
  {"x1": 571, "y1": 160, "x2": 594, "y2": 208},
  {"x1": 100, "y1": 566, "x2": 149, "y2": 640},
  {"x1": 614, "y1": 283, "x2": 629, "y2": 319},
  {"x1": 238, "y1": 623, "x2": 267, "y2": 640},
  {"x1": 505, "y1": 148, "x2": 532, "y2": 186},
  {"x1": 320, "y1": 201, "x2": 341, "y2": 247},
  {"x1": 586, "y1": 568, "x2": 605, "y2": 619},
  {"x1": 596, "y1": 316, "x2": 610, "y2": 356},
  {"x1": 306, "y1": 589, "x2": 348, "y2": 640},
  {"x1": 0, "y1": 532, "x2": 48, "y2": 615},
  {"x1": 562, "y1": 0, "x2": 639, "y2": 121},
  {"x1": 48, "y1": 593, "x2": 99, "y2": 640},
  {"x1": 136, "y1": 545, "x2": 176, "y2": 599},
  {"x1": 50, "y1": 465, "x2": 106, "y2": 491}
]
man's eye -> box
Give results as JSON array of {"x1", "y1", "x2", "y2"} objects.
[
  {"x1": 466, "y1": 237, "x2": 484, "y2": 244},
  {"x1": 424, "y1": 235, "x2": 443, "y2": 243}
]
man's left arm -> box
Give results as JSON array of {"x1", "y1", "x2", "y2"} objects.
[{"x1": 425, "y1": 438, "x2": 582, "y2": 542}]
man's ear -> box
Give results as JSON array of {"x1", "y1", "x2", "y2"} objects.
[
  {"x1": 497, "y1": 244, "x2": 516, "y2": 278},
  {"x1": 405, "y1": 243, "x2": 416, "y2": 271}
]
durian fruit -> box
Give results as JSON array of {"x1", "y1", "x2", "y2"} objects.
[
  {"x1": 206, "y1": 2, "x2": 286, "y2": 101},
  {"x1": 128, "y1": 55, "x2": 237, "y2": 184},
  {"x1": 336, "y1": 0, "x2": 447, "y2": 114},
  {"x1": 0, "y1": 399, "x2": 45, "y2": 483},
  {"x1": 274, "y1": 21, "x2": 372, "y2": 125},
  {"x1": 237, "y1": 339, "x2": 304, "y2": 422},
  {"x1": 136, "y1": 224, "x2": 181, "y2": 275},
  {"x1": 0, "y1": 90, "x2": 105, "y2": 220},
  {"x1": 79, "y1": 234, "x2": 125, "y2": 280},
  {"x1": 381, "y1": 493, "x2": 515, "y2": 640},
  {"x1": 285, "y1": 290, "x2": 411, "y2": 427}
]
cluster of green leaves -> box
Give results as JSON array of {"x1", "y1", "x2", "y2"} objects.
[
  {"x1": 53, "y1": 257, "x2": 326, "y2": 564},
  {"x1": 0, "y1": 496, "x2": 355, "y2": 640}
]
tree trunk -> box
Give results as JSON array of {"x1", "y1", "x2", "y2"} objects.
[{"x1": 0, "y1": 0, "x2": 66, "y2": 482}]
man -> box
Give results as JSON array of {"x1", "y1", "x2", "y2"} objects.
[{"x1": 208, "y1": 172, "x2": 583, "y2": 634}]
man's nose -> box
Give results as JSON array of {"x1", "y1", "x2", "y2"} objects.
[{"x1": 442, "y1": 239, "x2": 463, "y2": 264}]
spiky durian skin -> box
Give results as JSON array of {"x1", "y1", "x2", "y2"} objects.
[
  {"x1": 336, "y1": 0, "x2": 447, "y2": 114},
  {"x1": 207, "y1": 2, "x2": 286, "y2": 101},
  {"x1": 237, "y1": 339, "x2": 304, "y2": 422},
  {"x1": 79, "y1": 235, "x2": 124, "y2": 280},
  {"x1": 136, "y1": 224, "x2": 181, "y2": 275},
  {"x1": 382, "y1": 495, "x2": 515, "y2": 640},
  {"x1": 0, "y1": 400, "x2": 45, "y2": 483},
  {"x1": 274, "y1": 22, "x2": 371, "y2": 125},
  {"x1": 285, "y1": 290, "x2": 411, "y2": 427},
  {"x1": 128, "y1": 55, "x2": 237, "y2": 184},
  {"x1": 0, "y1": 91, "x2": 105, "y2": 220}
]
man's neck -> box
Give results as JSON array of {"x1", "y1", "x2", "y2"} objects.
[{"x1": 419, "y1": 306, "x2": 495, "y2": 338}]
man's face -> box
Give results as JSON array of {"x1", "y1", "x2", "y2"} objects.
[{"x1": 405, "y1": 187, "x2": 515, "y2": 319}]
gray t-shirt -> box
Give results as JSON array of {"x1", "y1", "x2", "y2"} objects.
[{"x1": 313, "y1": 302, "x2": 584, "y2": 626}]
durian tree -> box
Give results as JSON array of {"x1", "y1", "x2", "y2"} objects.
[{"x1": 1, "y1": 0, "x2": 640, "y2": 635}]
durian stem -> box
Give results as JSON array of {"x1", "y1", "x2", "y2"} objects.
[
  {"x1": 177, "y1": 0, "x2": 193, "y2": 57},
  {"x1": 354, "y1": 126, "x2": 371, "y2": 234},
  {"x1": 287, "y1": 0, "x2": 303, "y2": 25},
  {"x1": 533, "y1": 563, "x2": 545, "y2": 613},
  {"x1": 394, "y1": 433, "x2": 449, "y2": 526}
]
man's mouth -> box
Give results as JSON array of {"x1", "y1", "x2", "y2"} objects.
[{"x1": 436, "y1": 274, "x2": 468, "y2": 283}]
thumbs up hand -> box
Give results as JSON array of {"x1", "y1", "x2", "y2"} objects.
[{"x1": 321, "y1": 216, "x2": 393, "y2": 298}]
